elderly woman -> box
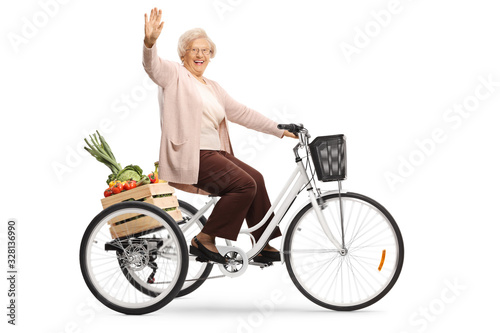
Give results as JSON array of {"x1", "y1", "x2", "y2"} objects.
[{"x1": 143, "y1": 8, "x2": 297, "y2": 264}]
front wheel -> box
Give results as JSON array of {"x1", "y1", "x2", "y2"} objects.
[{"x1": 284, "y1": 192, "x2": 404, "y2": 311}]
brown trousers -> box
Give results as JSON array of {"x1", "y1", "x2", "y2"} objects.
[{"x1": 192, "y1": 150, "x2": 281, "y2": 242}]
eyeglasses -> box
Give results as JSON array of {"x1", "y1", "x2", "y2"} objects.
[{"x1": 186, "y1": 47, "x2": 212, "y2": 55}]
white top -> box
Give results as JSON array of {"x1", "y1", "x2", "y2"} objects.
[{"x1": 195, "y1": 79, "x2": 226, "y2": 150}]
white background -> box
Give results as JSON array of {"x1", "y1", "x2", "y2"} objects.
[{"x1": 1, "y1": 0, "x2": 499, "y2": 332}]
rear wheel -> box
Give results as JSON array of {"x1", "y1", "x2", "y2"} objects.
[
  {"x1": 80, "y1": 201, "x2": 188, "y2": 315},
  {"x1": 284, "y1": 192, "x2": 404, "y2": 311}
]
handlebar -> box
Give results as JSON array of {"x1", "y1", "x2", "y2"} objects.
[
  {"x1": 277, "y1": 123, "x2": 304, "y2": 135},
  {"x1": 278, "y1": 123, "x2": 310, "y2": 158}
]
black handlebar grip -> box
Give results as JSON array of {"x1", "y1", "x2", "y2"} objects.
[
  {"x1": 277, "y1": 123, "x2": 303, "y2": 134},
  {"x1": 277, "y1": 123, "x2": 292, "y2": 131}
]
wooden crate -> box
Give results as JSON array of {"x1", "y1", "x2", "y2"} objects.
[{"x1": 101, "y1": 183, "x2": 183, "y2": 239}]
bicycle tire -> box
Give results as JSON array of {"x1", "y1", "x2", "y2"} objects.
[
  {"x1": 175, "y1": 199, "x2": 213, "y2": 297},
  {"x1": 284, "y1": 192, "x2": 404, "y2": 311},
  {"x1": 80, "y1": 201, "x2": 188, "y2": 315}
]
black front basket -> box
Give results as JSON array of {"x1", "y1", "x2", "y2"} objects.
[{"x1": 308, "y1": 135, "x2": 347, "y2": 182}]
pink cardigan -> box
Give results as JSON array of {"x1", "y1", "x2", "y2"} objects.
[{"x1": 142, "y1": 43, "x2": 285, "y2": 195}]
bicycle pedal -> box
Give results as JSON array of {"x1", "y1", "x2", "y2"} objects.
[{"x1": 249, "y1": 261, "x2": 273, "y2": 268}]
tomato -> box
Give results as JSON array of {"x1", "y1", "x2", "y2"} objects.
[
  {"x1": 112, "y1": 182, "x2": 124, "y2": 194},
  {"x1": 123, "y1": 180, "x2": 137, "y2": 191},
  {"x1": 104, "y1": 188, "x2": 113, "y2": 197}
]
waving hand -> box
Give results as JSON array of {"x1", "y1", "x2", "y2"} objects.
[{"x1": 144, "y1": 8, "x2": 164, "y2": 48}]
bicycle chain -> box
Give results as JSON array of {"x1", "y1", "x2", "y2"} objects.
[{"x1": 151, "y1": 260, "x2": 275, "y2": 284}]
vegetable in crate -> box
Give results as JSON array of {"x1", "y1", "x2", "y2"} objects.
[
  {"x1": 111, "y1": 182, "x2": 124, "y2": 194},
  {"x1": 123, "y1": 180, "x2": 137, "y2": 191},
  {"x1": 114, "y1": 165, "x2": 145, "y2": 183},
  {"x1": 148, "y1": 162, "x2": 159, "y2": 184},
  {"x1": 83, "y1": 131, "x2": 150, "y2": 185}
]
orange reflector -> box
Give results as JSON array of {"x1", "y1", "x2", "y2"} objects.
[{"x1": 378, "y1": 250, "x2": 386, "y2": 271}]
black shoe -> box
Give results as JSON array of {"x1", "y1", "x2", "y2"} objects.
[
  {"x1": 253, "y1": 255, "x2": 275, "y2": 264},
  {"x1": 259, "y1": 250, "x2": 281, "y2": 261},
  {"x1": 189, "y1": 236, "x2": 227, "y2": 264}
]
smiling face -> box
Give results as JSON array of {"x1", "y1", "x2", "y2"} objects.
[{"x1": 182, "y1": 38, "x2": 211, "y2": 78}]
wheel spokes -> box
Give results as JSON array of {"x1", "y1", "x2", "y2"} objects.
[{"x1": 286, "y1": 194, "x2": 403, "y2": 310}]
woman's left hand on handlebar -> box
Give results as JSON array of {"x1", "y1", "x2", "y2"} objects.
[{"x1": 283, "y1": 130, "x2": 299, "y2": 139}]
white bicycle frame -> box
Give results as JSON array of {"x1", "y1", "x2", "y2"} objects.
[{"x1": 179, "y1": 131, "x2": 345, "y2": 260}]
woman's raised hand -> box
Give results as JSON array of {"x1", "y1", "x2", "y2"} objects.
[{"x1": 144, "y1": 8, "x2": 164, "y2": 48}]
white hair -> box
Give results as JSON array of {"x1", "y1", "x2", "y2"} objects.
[{"x1": 177, "y1": 28, "x2": 217, "y2": 61}]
